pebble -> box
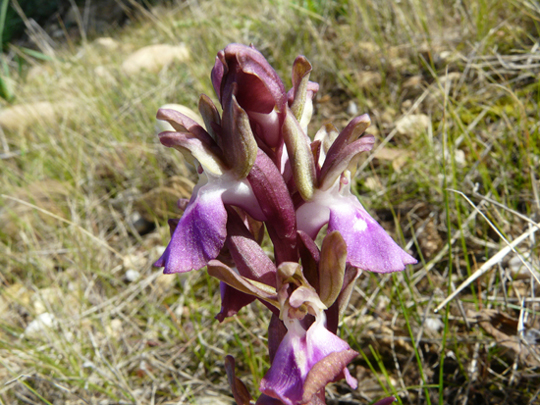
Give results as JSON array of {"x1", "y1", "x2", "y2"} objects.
[
  {"x1": 95, "y1": 37, "x2": 119, "y2": 51},
  {"x1": 395, "y1": 114, "x2": 430, "y2": 136},
  {"x1": 425, "y1": 317, "x2": 443, "y2": 332},
  {"x1": 122, "y1": 44, "x2": 190, "y2": 76},
  {"x1": 125, "y1": 269, "x2": 141, "y2": 282},
  {"x1": 346, "y1": 100, "x2": 358, "y2": 116},
  {"x1": 24, "y1": 312, "x2": 57, "y2": 339},
  {"x1": 508, "y1": 254, "x2": 538, "y2": 277}
]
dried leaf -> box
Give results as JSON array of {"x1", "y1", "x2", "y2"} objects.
[{"x1": 470, "y1": 309, "x2": 540, "y2": 368}]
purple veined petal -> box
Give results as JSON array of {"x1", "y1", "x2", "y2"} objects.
[
  {"x1": 225, "y1": 208, "x2": 276, "y2": 286},
  {"x1": 157, "y1": 108, "x2": 216, "y2": 146},
  {"x1": 214, "y1": 44, "x2": 287, "y2": 149},
  {"x1": 323, "y1": 114, "x2": 371, "y2": 167},
  {"x1": 328, "y1": 193, "x2": 417, "y2": 273},
  {"x1": 154, "y1": 184, "x2": 227, "y2": 273},
  {"x1": 268, "y1": 312, "x2": 288, "y2": 363},
  {"x1": 259, "y1": 322, "x2": 309, "y2": 405},
  {"x1": 255, "y1": 393, "x2": 284, "y2": 405},
  {"x1": 247, "y1": 149, "x2": 297, "y2": 263},
  {"x1": 224, "y1": 355, "x2": 253, "y2": 405},
  {"x1": 260, "y1": 313, "x2": 358, "y2": 405},
  {"x1": 207, "y1": 260, "x2": 279, "y2": 308},
  {"x1": 301, "y1": 317, "x2": 358, "y2": 402},
  {"x1": 306, "y1": 318, "x2": 356, "y2": 368},
  {"x1": 319, "y1": 135, "x2": 375, "y2": 191}
]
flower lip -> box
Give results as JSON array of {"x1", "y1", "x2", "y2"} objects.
[
  {"x1": 296, "y1": 180, "x2": 417, "y2": 273},
  {"x1": 154, "y1": 172, "x2": 266, "y2": 274},
  {"x1": 154, "y1": 184, "x2": 227, "y2": 274},
  {"x1": 260, "y1": 304, "x2": 358, "y2": 405},
  {"x1": 327, "y1": 188, "x2": 417, "y2": 273}
]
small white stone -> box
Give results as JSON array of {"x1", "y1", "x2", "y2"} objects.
[
  {"x1": 446, "y1": 350, "x2": 456, "y2": 359},
  {"x1": 82, "y1": 360, "x2": 95, "y2": 368},
  {"x1": 105, "y1": 318, "x2": 124, "y2": 339},
  {"x1": 122, "y1": 44, "x2": 190, "y2": 76},
  {"x1": 395, "y1": 114, "x2": 430, "y2": 136},
  {"x1": 439, "y1": 51, "x2": 452, "y2": 61},
  {"x1": 454, "y1": 149, "x2": 466, "y2": 166},
  {"x1": 508, "y1": 255, "x2": 538, "y2": 276},
  {"x1": 95, "y1": 37, "x2": 119, "y2": 51},
  {"x1": 425, "y1": 317, "x2": 443, "y2": 332},
  {"x1": 125, "y1": 269, "x2": 140, "y2": 282},
  {"x1": 346, "y1": 101, "x2": 358, "y2": 116},
  {"x1": 24, "y1": 312, "x2": 57, "y2": 339}
]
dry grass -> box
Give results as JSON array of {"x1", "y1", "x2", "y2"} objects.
[{"x1": 1, "y1": 0, "x2": 540, "y2": 404}]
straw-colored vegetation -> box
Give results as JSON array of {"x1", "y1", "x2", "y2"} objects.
[{"x1": 1, "y1": 0, "x2": 539, "y2": 404}]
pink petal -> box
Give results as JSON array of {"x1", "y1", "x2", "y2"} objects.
[
  {"x1": 328, "y1": 196, "x2": 416, "y2": 273},
  {"x1": 154, "y1": 186, "x2": 227, "y2": 273}
]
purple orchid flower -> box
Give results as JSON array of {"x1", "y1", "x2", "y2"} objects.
[
  {"x1": 259, "y1": 311, "x2": 358, "y2": 405},
  {"x1": 154, "y1": 107, "x2": 264, "y2": 274},
  {"x1": 286, "y1": 113, "x2": 416, "y2": 273},
  {"x1": 259, "y1": 263, "x2": 358, "y2": 405}
]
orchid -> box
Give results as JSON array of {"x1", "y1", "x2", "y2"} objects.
[
  {"x1": 153, "y1": 107, "x2": 264, "y2": 273},
  {"x1": 154, "y1": 43, "x2": 417, "y2": 404},
  {"x1": 258, "y1": 257, "x2": 358, "y2": 405},
  {"x1": 290, "y1": 114, "x2": 417, "y2": 273}
]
